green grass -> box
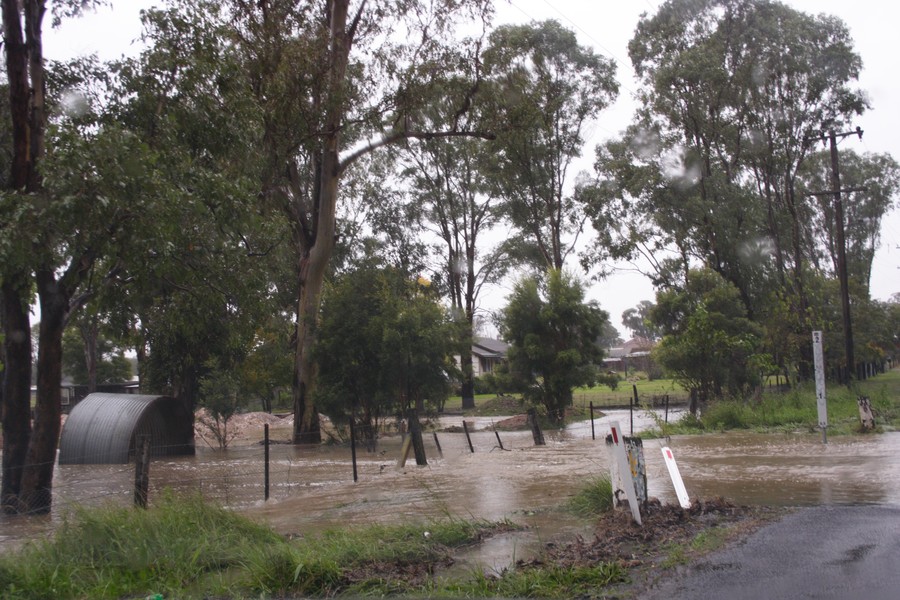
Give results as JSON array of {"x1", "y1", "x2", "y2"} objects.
[
  {"x1": 566, "y1": 475, "x2": 614, "y2": 518},
  {"x1": 661, "y1": 526, "x2": 732, "y2": 569},
  {"x1": 0, "y1": 492, "x2": 283, "y2": 599},
  {"x1": 438, "y1": 374, "x2": 687, "y2": 417},
  {"x1": 572, "y1": 377, "x2": 688, "y2": 409},
  {"x1": 0, "y1": 493, "x2": 631, "y2": 599},
  {"x1": 440, "y1": 563, "x2": 627, "y2": 599},
  {"x1": 643, "y1": 368, "x2": 900, "y2": 437}
]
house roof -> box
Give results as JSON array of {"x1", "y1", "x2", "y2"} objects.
[
  {"x1": 473, "y1": 337, "x2": 508, "y2": 358},
  {"x1": 623, "y1": 337, "x2": 655, "y2": 354}
]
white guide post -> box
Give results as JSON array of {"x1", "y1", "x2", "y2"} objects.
[
  {"x1": 812, "y1": 330, "x2": 828, "y2": 444},
  {"x1": 609, "y1": 421, "x2": 642, "y2": 525},
  {"x1": 661, "y1": 446, "x2": 691, "y2": 509}
]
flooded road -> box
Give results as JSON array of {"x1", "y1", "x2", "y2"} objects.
[
  {"x1": 3, "y1": 408, "x2": 900, "y2": 566},
  {"x1": 664, "y1": 431, "x2": 900, "y2": 507}
]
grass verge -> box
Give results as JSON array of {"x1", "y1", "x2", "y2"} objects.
[
  {"x1": 643, "y1": 368, "x2": 900, "y2": 437},
  {"x1": 0, "y1": 493, "x2": 631, "y2": 599}
]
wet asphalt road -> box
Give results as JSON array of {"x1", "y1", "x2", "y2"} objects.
[{"x1": 641, "y1": 505, "x2": 900, "y2": 600}]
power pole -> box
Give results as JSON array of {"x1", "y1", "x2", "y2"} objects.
[{"x1": 805, "y1": 127, "x2": 866, "y2": 385}]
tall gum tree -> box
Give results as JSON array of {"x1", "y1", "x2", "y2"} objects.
[
  {"x1": 592, "y1": 0, "x2": 869, "y2": 380},
  {"x1": 1, "y1": 0, "x2": 112, "y2": 514},
  {"x1": 225, "y1": 0, "x2": 494, "y2": 443},
  {"x1": 482, "y1": 20, "x2": 618, "y2": 271},
  {"x1": 399, "y1": 79, "x2": 508, "y2": 410}
]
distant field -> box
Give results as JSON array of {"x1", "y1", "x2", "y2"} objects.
[
  {"x1": 441, "y1": 376, "x2": 689, "y2": 415},
  {"x1": 571, "y1": 378, "x2": 688, "y2": 408}
]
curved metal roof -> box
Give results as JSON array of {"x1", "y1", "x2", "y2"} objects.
[{"x1": 58, "y1": 393, "x2": 195, "y2": 465}]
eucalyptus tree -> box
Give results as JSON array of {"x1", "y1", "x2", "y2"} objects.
[
  {"x1": 621, "y1": 300, "x2": 660, "y2": 341},
  {"x1": 619, "y1": 0, "x2": 866, "y2": 314},
  {"x1": 1, "y1": 0, "x2": 283, "y2": 514},
  {"x1": 399, "y1": 77, "x2": 509, "y2": 410},
  {"x1": 61, "y1": 305, "x2": 133, "y2": 391},
  {"x1": 0, "y1": 0, "x2": 137, "y2": 514},
  {"x1": 589, "y1": 0, "x2": 871, "y2": 381},
  {"x1": 225, "y1": 0, "x2": 494, "y2": 443},
  {"x1": 104, "y1": 3, "x2": 285, "y2": 411},
  {"x1": 482, "y1": 20, "x2": 618, "y2": 271}
]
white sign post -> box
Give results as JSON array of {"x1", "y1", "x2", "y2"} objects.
[
  {"x1": 661, "y1": 447, "x2": 691, "y2": 509},
  {"x1": 812, "y1": 330, "x2": 828, "y2": 444},
  {"x1": 608, "y1": 421, "x2": 642, "y2": 525}
]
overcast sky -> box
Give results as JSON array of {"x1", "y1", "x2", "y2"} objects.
[{"x1": 44, "y1": 0, "x2": 900, "y2": 338}]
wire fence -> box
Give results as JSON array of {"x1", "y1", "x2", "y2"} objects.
[{"x1": 0, "y1": 405, "x2": 678, "y2": 551}]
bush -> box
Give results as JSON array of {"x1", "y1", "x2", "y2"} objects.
[{"x1": 703, "y1": 401, "x2": 750, "y2": 430}]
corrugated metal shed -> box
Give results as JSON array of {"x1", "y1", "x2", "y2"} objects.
[{"x1": 58, "y1": 393, "x2": 195, "y2": 465}]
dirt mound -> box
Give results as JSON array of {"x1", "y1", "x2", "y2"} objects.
[
  {"x1": 493, "y1": 414, "x2": 529, "y2": 430},
  {"x1": 230, "y1": 411, "x2": 294, "y2": 429},
  {"x1": 521, "y1": 498, "x2": 777, "y2": 572}
]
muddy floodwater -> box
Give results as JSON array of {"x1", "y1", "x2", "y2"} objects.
[{"x1": 3, "y1": 408, "x2": 900, "y2": 571}]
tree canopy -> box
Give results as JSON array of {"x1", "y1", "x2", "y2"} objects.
[{"x1": 500, "y1": 269, "x2": 613, "y2": 423}]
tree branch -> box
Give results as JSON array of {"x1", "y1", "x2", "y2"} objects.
[{"x1": 339, "y1": 129, "x2": 494, "y2": 175}]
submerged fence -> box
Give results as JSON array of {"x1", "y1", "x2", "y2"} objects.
[{"x1": 1, "y1": 404, "x2": 673, "y2": 529}]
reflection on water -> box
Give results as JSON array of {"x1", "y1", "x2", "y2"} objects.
[{"x1": 3, "y1": 408, "x2": 900, "y2": 561}]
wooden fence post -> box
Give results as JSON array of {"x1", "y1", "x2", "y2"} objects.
[
  {"x1": 494, "y1": 429, "x2": 505, "y2": 451},
  {"x1": 264, "y1": 424, "x2": 271, "y2": 499},
  {"x1": 432, "y1": 432, "x2": 443, "y2": 458},
  {"x1": 350, "y1": 418, "x2": 358, "y2": 482},
  {"x1": 589, "y1": 401, "x2": 595, "y2": 440},
  {"x1": 134, "y1": 435, "x2": 151, "y2": 508},
  {"x1": 406, "y1": 409, "x2": 427, "y2": 466},
  {"x1": 526, "y1": 408, "x2": 545, "y2": 446},
  {"x1": 462, "y1": 420, "x2": 475, "y2": 453}
]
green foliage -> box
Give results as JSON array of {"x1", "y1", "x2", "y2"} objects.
[
  {"x1": 483, "y1": 19, "x2": 618, "y2": 270},
  {"x1": 60, "y1": 321, "x2": 132, "y2": 386},
  {"x1": 236, "y1": 314, "x2": 295, "y2": 413},
  {"x1": 501, "y1": 269, "x2": 614, "y2": 422},
  {"x1": 196, "y1": 360, "x2": 243, "y2": 449},
  {"x1": 586, "y1": 0, "x2": 885, "y2": 383},
  {"x1": 799, "y1": 150, "x2": 900, "y2": 294},
  {"x1": 652, "y1": 268, "x2": 768, "y2": 404},
  {"x1": 622, "y1": 300, "x2": 660, "y2": 341},
  {"x1": 567, "y1": 475, "x2": 614, "y2": 517},
  {"x1": 315, "y1": 262, "x2": 458, "y2": 435}
]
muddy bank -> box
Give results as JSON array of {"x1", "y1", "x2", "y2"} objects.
[{"x1": 528, "y1": 498, "x2": 785, "y2": 598}]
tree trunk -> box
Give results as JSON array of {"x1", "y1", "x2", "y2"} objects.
[
  {"x1": 459, "y1": 344, "x2": 475, "y2": 410},
  {"x1": 291, "y1": 258, "x2": 324, "y2": 444},
  {"x1": 19, "y1": 270, "x2": 66, "y2": 514},
  {"x1": 291, "y1": 0, "x2": 352, "y2": 444},
  {"x1": 290, "y1": 139, "x2": 340, "y2": 445},
  {"x1": 461, "y1": 248, "x2": 479, "y2": 410},
  {"x1": 1, "y1": 280, "x2": 33, "y2": 514},
  {"x1": 81, "y1": 315, "x2": 100, "y2": 392}
]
